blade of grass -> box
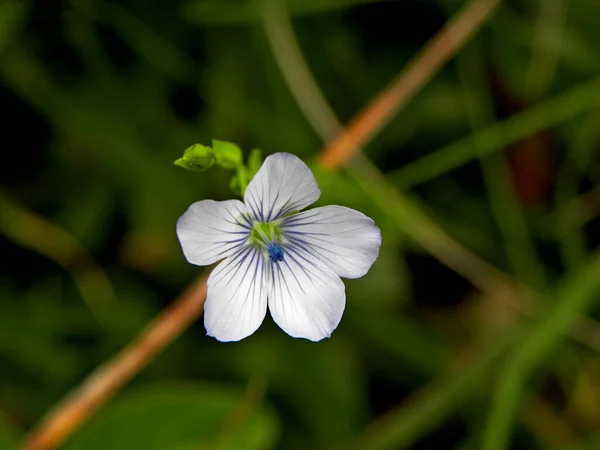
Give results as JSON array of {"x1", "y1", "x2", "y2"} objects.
[
  {"x1": 318, "y1": 0, "x2": 502, "y2": 168},
  {"x1": 489, "y1": 8, "x2": 598, "y2": 74},
  {"x1": 69, "y1": 0, "x2": 196, "y2": 84},
  {"x1": 348, "y1": 328, "x2": 522, "y2": 450},
  {"x1": 482, "y1": 250, "x2": 600, "y2": 450},
  {"x1": 69, "y1": 0, "x2": 276, "y2": 138},
  {"x1": 551, "y1": 110, "x2": 600, "y2": 269},
  {"x1": 525, "y1": 0, "x2": 569, "y2": 100},
  {"x1": 184, "y1": 0, "x2": 394, "y2": 26},
  {"x1": 258, "y1": 0, "x2": 341, "y2": 141},
  {"x1": 347, "y1": 155, "x2": 514, "y2": 295},
  {"x1": 548, "y1": 187, "x2": 600, "y2": 242},
  {"x1": 390, "y1": 76, "x2": 600, "y2": 189},
  {"x1": 348, "y1": 155, "x2": 600, "y2": 356},
  {"x1": 453, "y1": 40, "x2": 546, "y2": 290},
  {"x1": 63, "y1": 8, "x2": 116, "y2": 92},
  {"x1": 0, "y1": 192, "x2": 117, "y2": 327}
]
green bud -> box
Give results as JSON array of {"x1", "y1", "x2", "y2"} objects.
[
  {"x1": 212, "y1": 139, "x2": 243, "y2": 169},
  {"x1": 173, "y1": 144, "x2": 215, "y2": 172}
]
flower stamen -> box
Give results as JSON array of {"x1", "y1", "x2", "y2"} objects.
[
  {"x1": 267, "y1": 243, "x2": 284, "y2": 262},
  {"x1": 250, "y1": 221, "x2": 284, "y2": 262}
]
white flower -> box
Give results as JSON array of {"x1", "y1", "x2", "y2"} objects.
[{"x1": 176, "y1": 153, "x2": 381, "y2": 342}]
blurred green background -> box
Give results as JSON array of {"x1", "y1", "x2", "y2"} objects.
[{"x1": 2, "y1": 0, "x2": 600, "y2": 449}]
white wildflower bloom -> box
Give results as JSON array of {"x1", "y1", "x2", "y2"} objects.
[{"x1": 177, "y1": 153, "x2": 382, "y2": 342}]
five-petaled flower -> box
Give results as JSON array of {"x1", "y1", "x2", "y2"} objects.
[{"x1": 176, "y1": 153, "x2": 382, "y2": 342}]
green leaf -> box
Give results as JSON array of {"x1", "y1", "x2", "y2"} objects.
[
  {"x1": 63, "y1": 383, "x2": 280, "y2": 450},
  {"x1": 173, "y1": 144, "x2": 215, "y2": 172},
  {"x1": 213, "y1": 139, "x2": 243, "y2": 169}
]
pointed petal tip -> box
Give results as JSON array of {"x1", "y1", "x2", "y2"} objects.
[{"x1": 244, "y1": 152, "x2": 320, "y2": 221}]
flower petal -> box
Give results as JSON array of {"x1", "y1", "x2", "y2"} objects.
[
  {"x1": 204, "y1": 246, "x2": 269, "y2": 342},
  {"x1": 176, "y1": 199, "x2": 251, "y2": 266},
  {"x1": 268, "y1": 243, "x2": 345, "y2": 341},
  {"x1": 244, "y1": 153, "x2": 320, "y2": 222},
  {"x1": 281, "y1": 206, "x2": 381, "y2": 279}
]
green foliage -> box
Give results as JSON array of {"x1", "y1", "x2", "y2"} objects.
[
  {"x1": 0, "y1": 0, "x2": 28, "y2": 54},
  {"x1": 483, "y1": 251, "x2": 600, "y2": 450},
  {"x1": 183, "y1": 0, "x2": 394, "y2": 25},
  {"x1": 2, "y1": 0, "x2": 600, "y2": 449},
  {"x1": 64, "y1": 384, "x2": 279, "y2": 450},
  {"x1": 174, "y1": 140, "x2": 262, "y2": 196}
]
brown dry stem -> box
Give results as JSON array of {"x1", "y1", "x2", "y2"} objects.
[{"x1": 318, "y1": 0, "x2": 502, "y2": 169}]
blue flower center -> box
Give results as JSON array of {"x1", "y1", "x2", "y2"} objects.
[{"x1": 267, "y1": 243, "x2": 284, "y2": 262}]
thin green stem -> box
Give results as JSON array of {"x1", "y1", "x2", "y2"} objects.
[
  {"x1": 526, "y1": 0, "x2": 569, "y2": 100},
  {"x1": 350, "y1": 328, "x2": 521, "y2": 450},
  {"x1": 69, "y1": 0, "x2": 195, "y2": 83},
  {"x1": 186, "y1": 0, "x2": 394, "y2": 26},
  {"x1": 551, "y1": 110, "x2": 600, "y2": 269},
  {"x1": 257, "y1": 0, "x2": 341, "y2": 141}
]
